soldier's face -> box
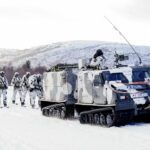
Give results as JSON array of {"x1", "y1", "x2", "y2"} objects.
[
  {"x1": 1, "y1": 73, "x2": 4, "y2": 77},
  {"x1": 37, "y1": 77, "x2": 41, "y2": 81}
]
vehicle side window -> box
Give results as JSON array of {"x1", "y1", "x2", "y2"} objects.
[
  {"x1": 118, "y1": 73, "x2": 129, "y2": 83},
  {"x1": 101, "y1": 71, "x2": 110, "y2": 82},
  {"x1": 132, "y1": 71, "x2": 145, "y2": 82},
  {"x1": 93, "y1": 75, "x2": 102, "y2": 86}
]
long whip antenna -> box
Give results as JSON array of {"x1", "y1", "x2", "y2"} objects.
[{"x1": 104, "y1": 16, "x2": 142, "y2": 64}]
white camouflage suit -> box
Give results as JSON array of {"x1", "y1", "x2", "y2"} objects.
[
  {"x1": 0, "y1": 72, "x2": 8, "y2": 107},
  {"x1": 11, "y1": 72, "x2": 22, "y2": 104},
  {"x1": 29, "y1": 74, "x2": 43, "y2": 108},
  {"x1": 21, "y1": 72, "x2": 30, "y2": 106}
]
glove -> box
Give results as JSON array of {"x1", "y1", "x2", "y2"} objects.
[{"x1": 29, "y1": 88, "x2": 34, "y2": 92}]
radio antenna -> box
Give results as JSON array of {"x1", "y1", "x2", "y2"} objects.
[{"x1": 104, "y1": 16, "x2": 142, "y2": 64}]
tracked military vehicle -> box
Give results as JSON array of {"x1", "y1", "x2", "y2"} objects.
[
  {"x1": 40, "y1": 64, "x2": 78, "y2": 119},
  {"x1": 75, "y1": 64, "x2": 150, "y2": 127},
  {"x1": 74, "y1": 50, "x2": 150, "y2": 127}
]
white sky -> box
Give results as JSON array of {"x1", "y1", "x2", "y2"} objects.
[{"x1": 0, "y1": 0, "x2": 150, "y2": 49}]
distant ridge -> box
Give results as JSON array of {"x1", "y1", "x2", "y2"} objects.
[{"x1": 0, "y1": 41, "x2": 150, "y2": 69}]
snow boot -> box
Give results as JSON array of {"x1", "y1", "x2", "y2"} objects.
[
  {"x1": 4, "y1": 102, "x2": 8, "y2": 108},
  {"x1": 21, "y1": 101, "x2": 25, "y2": 107},
  {"x1": 31, "y1": 104, "x2": 35, "y2": 109},
  {"x1": 12, "y1": 100, "x2": 15, "y2": 104}
]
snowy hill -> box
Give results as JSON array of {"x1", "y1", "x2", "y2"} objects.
[{"x1": 1, "y1": 41, "x2": 150, "y2": 69}]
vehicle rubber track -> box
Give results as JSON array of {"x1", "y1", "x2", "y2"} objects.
[
  {"x1": 79, "y1": 107, "x2": 134, "y2": 127},
  {"x1": 42, "y1": 103, "x2": 66, "y2": 119}
]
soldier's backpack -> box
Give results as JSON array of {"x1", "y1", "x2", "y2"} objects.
[
  {"x1": 14, "y1": 77, "x2": 21, "y2": 88},
  {"x1": 0, "y1": 76, "x2": 7, "y2": 89}
]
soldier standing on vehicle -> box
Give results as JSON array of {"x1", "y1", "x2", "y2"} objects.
[
  {"x1": 29, "y1": 74, "x2": 43, "y2": 108},
  {"x1": 0, "y1": 71, "x2": 8, "y2": 107},
  {"x1": 21, "y1": 72, "x2": 30, "y2": 106},
  {"x1": 90, "y1": 49, "x2": 106, "y2": 69},
  {"x1": 11, "y1": 72, "x2": 22, "y2": 105}
]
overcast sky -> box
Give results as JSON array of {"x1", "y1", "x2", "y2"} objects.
[{"x1": 0, "y1": 0, "x2": 150, "y2": 49}]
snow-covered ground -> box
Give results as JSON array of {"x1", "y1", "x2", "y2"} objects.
[{"x1": 0, "y1": 86, "x2": 149, "y2": 150}]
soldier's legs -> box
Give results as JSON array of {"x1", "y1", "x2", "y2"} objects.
[
  {"x1": 0, "y1": 90, "x2": 2, "y2": 107},
  {"x1": 30, "y1": 90, "x2": 36, "y2": 108},
  {"x1": 2, "y1": 89, "x2": 7, "y2": 107},
  {"x1": 22, "y1": 88, "x2": 27, "y2": 106},
  {"x1": 12, "y1": 88, "x2": 17, "y2": 104},
  {"x1": 36, "y1": 90, "x2": 43, "y2": 100},
  {"x1": 18, "y1": 88, "x2": 22, "y2": 103},
  {"x1": 36, "y1": 90, "x2": 43, "y2": 106}
]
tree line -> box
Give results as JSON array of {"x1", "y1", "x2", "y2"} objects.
[{"x1": 0, "y1": 60, "x2": 46, "y2": 84}]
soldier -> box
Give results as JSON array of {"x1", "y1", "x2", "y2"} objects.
[
  {"x1": 21, "y1": 72, "x2": 31, "y2": 106},
  {"x1": 29, "y1": 74, "x2": 43, "y2": 108},
  {"x1": 0, "y1": 71, "x2": 8, "y2": 107},
  {"x1": 11, "y1": 72, "x2": 22, "y2": 104},
  {"x1": 90, "y1": 49, "x2": 106, "y2": 69},
  {"x1": 36, "y1": 74, "x2": 43, "y2": 100}
]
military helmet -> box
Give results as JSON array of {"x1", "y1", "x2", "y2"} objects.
[
  {"x1": 26, "y1": 72, "x2": 30, "y2": 75},
  {"x1": 26, "y1": 72, "x2": 31, "y2": 78},
  {"x1": 14, "y1": 72, "x2": 19, "y2": 76},
  {"x1": 36, "y1": 73, "x2": 41, "y2": 78},
  {"x1": 93, "y1": 49, "x2": 103, "y2": 58},
  {"x1": 36, "y1": 73, "x2": 42, "y2": 81},
  {"x1": 0, "y1": 71, "x2": 5, "y2": 76}
]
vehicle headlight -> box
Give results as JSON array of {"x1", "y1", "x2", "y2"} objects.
[{"x1": 120, "y1": 95, "x2": 129, "y2": 100}]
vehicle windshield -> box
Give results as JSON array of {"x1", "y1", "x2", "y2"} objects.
[
  {"x1": 108, "y1": 73, "x2": 129, "y2": 83},
  {"x1": 132, "y1": 70, "x2": 150, "y2": 82}
]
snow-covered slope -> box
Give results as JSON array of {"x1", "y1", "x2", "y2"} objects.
[{"x1": 1, "y1": 41, "x2": 150, "y2": 68}]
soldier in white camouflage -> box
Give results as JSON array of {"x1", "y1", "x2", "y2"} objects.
[
  {"x1": 90, "y1": 49, "x2": 106, "y2": 69},
  {"x1": 0, "y1": 71, "x2": 8, "y2": 107},
  {"x1": 21, "y1": 72, "x2": 31, "y2": 106},
  {"x1": 29, "y1": 74, "x2": 43, "y2": 108},
  {"x1": 36, "y1": 74, "x2": 43, "y2": 100},
  {"x1": 11, "y1": 72, "x2": 22, "y2": 105}
]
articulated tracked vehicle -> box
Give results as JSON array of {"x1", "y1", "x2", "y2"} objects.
[
  {"x1": 40, "y1": 52, "x2": 150, "y2": 127},
  {"x1": 40, "y1": 17, "x2": 150, "y2": 127}
]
